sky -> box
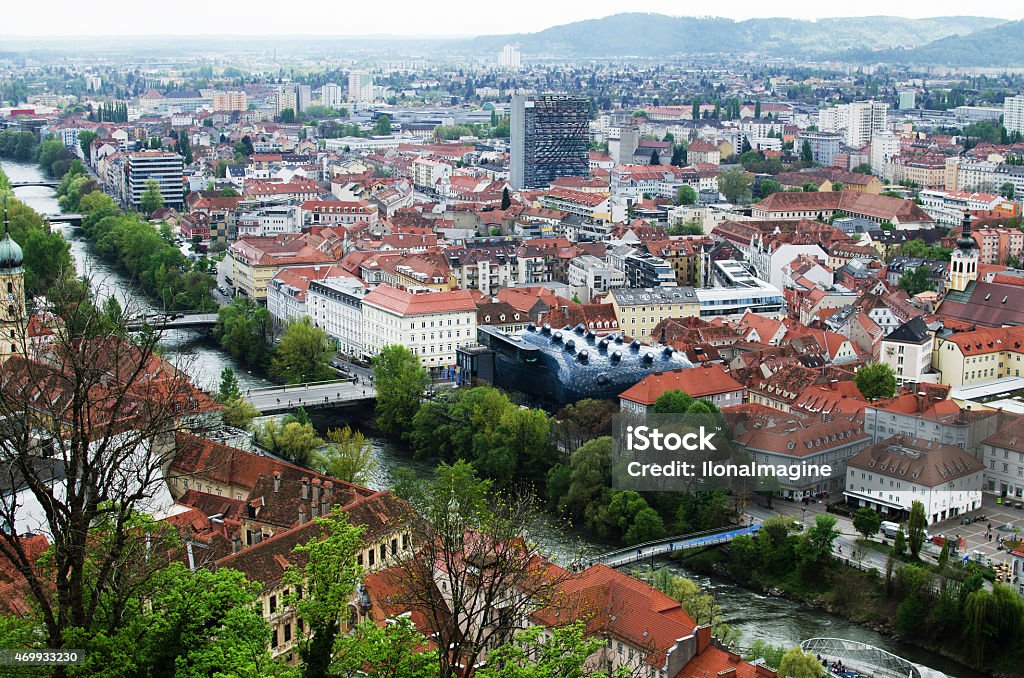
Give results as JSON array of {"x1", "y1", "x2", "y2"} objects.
[{"x1": 1, "y1": 1, "x2": 1022, "y2": 37}]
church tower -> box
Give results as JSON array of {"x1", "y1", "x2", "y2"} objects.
[
  {"x1": 948, "y1": 210, "x2": 979, "y2": 293},
  {"x1": 0, "y1": 198, "x2": 27, "y2": 363}
]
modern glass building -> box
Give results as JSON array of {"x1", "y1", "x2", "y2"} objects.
[
  {"x1": 463, "y1": 323, "x2": 694, "y2": 405},
  {"x1": 510, "y1": 94, "x2": 590, "y2": 190}
]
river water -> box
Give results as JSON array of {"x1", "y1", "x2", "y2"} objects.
[{"x1": 4, "y1": 159, "x2": 982, "y2": 678}]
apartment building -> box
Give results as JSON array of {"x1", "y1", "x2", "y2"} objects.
[
  {"x1": 361, "y1": 285, "x2": 478, "y2": 372},
  {"x1": 308, "y1": 277, "x2": 369, "y2": 358},
  {"x1": 844, "y1": 437, "x2": 983, "y2": 524},
  {"x1": 126, "y1": 151, "x2": 184, "y2": 210},
  {"x1": 608, "y1": 287, "x2": 699, "y2": 341},
  {"x1": 1004, "y1": 94, "x2": 1024, "y2": 136},
  {"x1": 879, "y1": 317, "x2": 933, "y2": 385},
  {"x1": 933, "y1": 325, "x2": 1024, "y2": 387}
]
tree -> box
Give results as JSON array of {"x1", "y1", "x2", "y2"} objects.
[
  {"x1": 475, "y1": 623, "x2": 611, "y2": 678},
  {"x1": 797, "y1": 514, "x2": 839, "y2": 574},
  {"x1": 777, "y1": 647, "x2": 825, "y2": 678},
  {"x1": 551, "y1": 398, "x2": 618, "y2": 451},
  {"x1": 283, "y1": 507, "x2": 365, "y2": 678},
  {"x1": 177, "y1": 129, "x2": 193, "y2": 164},
  {"x1": 754, "y1": 100, "x2": 762, "y2": 119},
  {"x1": 0, "y1": 281, "x2": 212, "y2": 654},
  {"x1": 650, "y1": 149, "x2": 660, "y2": 165},
  {"x1": 271, "y1": 317, "x2": 334, "y2": 384},
  {"x1": 220, "y1": 186, "x2": 240, "y2": 197},
  {"x1": 800, "y1": 139, "x2": 814, "y2": 164},
  {"x1": 314, "y1": 426, "x2": 377, "y2": 485},
  {"x1": 853, "y1": 163, "x2": 873, "y2": 174},
  {"x1": 893, "y1": 526, "x2": 908, "y2": 558},
  {"x1": 77, "y1": 130, "x2": 98, "y2": 160},
  {"x1": 907, "y1": 500, "x2": 927, "y2": 558},
  {"x1": 855, "y1": 363, "x2": 897, "y2": 401},
  {"x1": 392, "y1": 462, "x2": 567, "y2": 678},
  {"x1": 256, "y1": 419, "x2": 323, "y2": 467},
  {"x1": 278, "y1": 108, "x2": 296, "y2": 124},
  {"x1": 718, "y1": 169, "x2": 752, "y2": 204},
  {"x1": 759, "y1": 178, "x2": 782, "y2": 198},
  {"x1": 72, "y1": 563, "x2": 289, "y2": 677},
  {"x1": 221, "y1": 396, "x2": 261, "y2": 431},
  {"x1": 216, "y1": 297, "x2": 273, "y2": 369},
  {"x1": 373, "y1": 344, "x2": 429, "y2": 440},
  {"x1": 500, "y1": 186, "x2": 511, "y2": 210},
  {"x1": 675, "y1": 184, "x2": 698, "y2": 206},
  {"x1": 217, "y1": 366, "x2": 242, "y2": 403},
  {"x1": 1000, "y1": 181, "x2": 1015, "y2": 200},
  {"x1": 853, "y1": 507, "x2": 881, "y2": 540},
  {"x1": 651, "y1": 389, "x2": 694, "y2": 414},
  {"x1": 373, "y1": 115, "x2": 392, "y2": 136},
  {"x1": 140, "y1": 178, "x2": 164, "y2": 216},
  {"x1": 332, "y1": 618, "x2": 438, "y2": 678},
  {"x1": 802, "y1": 182, "x2": 818, "y2": 192},
  {"x1": 745, "y1": 640, "x2": 788, "y2": 669},
  {"x1": 650, "y1": 569, "x2": 738, "y2": 647},
  {"x1": 607, "y1": 491, "x2": 666, "y2": 544},
  {"x1": 899, "y1": 265, "x2": 936, "y2": 296},
  {"x1": 832, "y1": 181, "x2": 844, "y2": 192}
]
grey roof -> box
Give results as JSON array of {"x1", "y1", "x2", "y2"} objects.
[
  {"x1": 885, "y1": 316, "x2": 930, "y2": 344},
  {"x1": 609, "y1": 286, "x2": 698, "y2": 306}
]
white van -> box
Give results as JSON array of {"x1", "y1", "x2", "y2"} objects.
[{"x1": 880, "y1": 521, "x2": 900, "y2": 538}]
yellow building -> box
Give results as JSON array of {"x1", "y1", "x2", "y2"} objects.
[
  {"x1": 225, "y1": 236, "x2": 334, "y2": 302},
  {"x1": 933, "y1": 326, "x2": 1024, "y2": 387},
  {"x1": 609, "y1": 287, "x2": 699, "y2": 341}
]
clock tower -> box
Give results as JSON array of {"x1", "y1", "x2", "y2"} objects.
[
  {"x1": 948, "y1": 211, "x2": 978, "y2": 293},
  {"x1": 0, "y1": 198, "x2": 26, "y2": 362}
]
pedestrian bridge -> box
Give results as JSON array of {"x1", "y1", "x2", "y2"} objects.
[
  {"x1": 800, "y1": 638, "x2": 947, "y2": 678},
  {"x1": 243, "y1": 379, "x2": 375, "y2": 414},
  {"x1": 126, "y1": 313, "x2": 219, "y2": 331},
  {"x1": 589, "y1": 523, "x2": 762, "y2": 569},
  {"x1": 45, "y1": 213, "x2": 83, "y2": 225}
]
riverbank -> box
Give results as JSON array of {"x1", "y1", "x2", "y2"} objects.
[{"x1": 680, "y1": 546, "x2": 1010, "y2": 677}]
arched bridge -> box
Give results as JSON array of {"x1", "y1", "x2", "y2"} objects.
[
  {"x1": 800, "y1": 638, "x2": 947, "y2": 678},
  {"x1": 127, "y1": 313, "x2": 219, "y2": 332},
  {"x1": 589, "y1": 523, "x2": 762, "y2": 569},
  {"x1": 244, "y1": 379, "x2": 375, "y2": 414}
]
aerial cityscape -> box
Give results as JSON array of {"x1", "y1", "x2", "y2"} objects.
[{"x1": 4, "y1": 4, "x2": 1024, "y2": 677}]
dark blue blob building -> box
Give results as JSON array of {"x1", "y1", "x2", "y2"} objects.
[{"x1": 459, "y1": 323, "x2": 694, "y2": 405}]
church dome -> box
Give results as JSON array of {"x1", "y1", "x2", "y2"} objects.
[{"x1": 0, "y1": 232, "x2": 24, "y2": 271}]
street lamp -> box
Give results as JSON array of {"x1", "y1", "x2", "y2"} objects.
[{"x1": 801, "y1": 507, "x2": 807, "y2": 524}]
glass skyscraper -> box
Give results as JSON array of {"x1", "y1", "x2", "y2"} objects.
[{"x1": 510, "y1": 93, "x2": 590, "y2": 190}]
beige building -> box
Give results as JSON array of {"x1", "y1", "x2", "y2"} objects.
[
  {"x1": 933, "y1": 325, "x2": 1024, "y2": 387},
  {"x1": 212, "y1": 90, "x2": 247, "y2": 112},
  {"x1": 224, "y1": 235, "x2": 334, "y2": 302},
  {"x1": 608, "y1": 287, "x2": 699, "y2": 341}
]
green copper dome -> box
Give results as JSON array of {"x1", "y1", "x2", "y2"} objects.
[{"x1": 0, "y1": 232, "x2": 24, "y2": 271}]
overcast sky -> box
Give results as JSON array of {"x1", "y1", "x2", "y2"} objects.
[{"x1": 2, "y1": 1, "x2": 1021, "y2": 37}]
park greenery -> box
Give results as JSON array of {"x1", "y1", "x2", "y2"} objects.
[{"x1": 899, "y1": 265, "x2": 937, "y2": 296}]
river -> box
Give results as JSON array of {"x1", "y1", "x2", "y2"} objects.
[{"x1": 3, "y1": 159, "x2": 983, "y2": 678}]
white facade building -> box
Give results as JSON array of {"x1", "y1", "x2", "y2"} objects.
[
  {"x1": 361, "y1": 285, "x2": 478, "y2": 372},
  {"x1": 845, "y1": 437, "x2": 984, "y2": 524},
  {"x1": 308, "y1": 277, "x2": 369, "y2": 358},
  {"x1": 498, "y1": 45, "x2": 522, "y2": 70},
  {"x1": 1003, "y1": 94, "x2": 1024, "y2": 136},
  {"x1": 870, "y1": 131, "x2": 900, "y2": 182}
]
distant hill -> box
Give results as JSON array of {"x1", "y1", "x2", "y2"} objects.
[
  {"x1": 867, "y1": 20, "x2": 1024, "y2": 66},
  {"x1": 469, "y1": 13, "x2": 1006, "y2": 58}
]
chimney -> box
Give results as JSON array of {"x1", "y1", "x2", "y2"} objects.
[
  {"x1": 696, "y1": 625, "x2": 712, "y2": 654},
  {"x1": 273, "y1": 471, "x2": 281, "y2": 493},
  {"x1": 301, "y1": 477, "x2": 310, "y2": 500},
  {"x1": 232, "y1": 535, "x2": 242, "y2": 553}
]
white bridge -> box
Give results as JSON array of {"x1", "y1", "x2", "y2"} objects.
[{"x1": 800, "y1": 638, "x2": 947, "y2": 678}]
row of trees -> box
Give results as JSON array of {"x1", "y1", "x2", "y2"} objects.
[
  {"x1": 0, "y1": 168, "x2": 74, "y2": 298},
  {"x1": 0, "y1": 129, "x2": 38, "y2": 161},
  {"x1": 70, "y1": 181, "x2": 216, "y2": 311},
  {"x1": 214, "y1": 298, "x2": 336, "y2": 383}
]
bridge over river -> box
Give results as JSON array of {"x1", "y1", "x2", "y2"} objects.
[
  {"x1": 243, "y1": 379, "x2": 375, "y2": 414},
  {"x1": 126, "y1": 312, "x2": 219, "y2": 332},
  {"x1": 588, "y1": 523, "x2": 762, "y2": 569}
]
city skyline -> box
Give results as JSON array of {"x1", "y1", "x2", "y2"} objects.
[{"x1": 2, "y1": 2, "x2": 1023, "y2": 38}]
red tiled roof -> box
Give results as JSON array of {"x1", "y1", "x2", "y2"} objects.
[
  {"x1": 619, "y1": 365, "x2": 744, "y2": 406},
  {"x1": 363, "y1": 285, "x2": 476, "y2": 316}
]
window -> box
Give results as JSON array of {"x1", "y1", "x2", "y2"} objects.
[
  {"x1": 269, "y1": 595, "x2": 277, "y2": 614},
  {"x1": 284, "y1": 623, "x2": 292, "y2": 643}
]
